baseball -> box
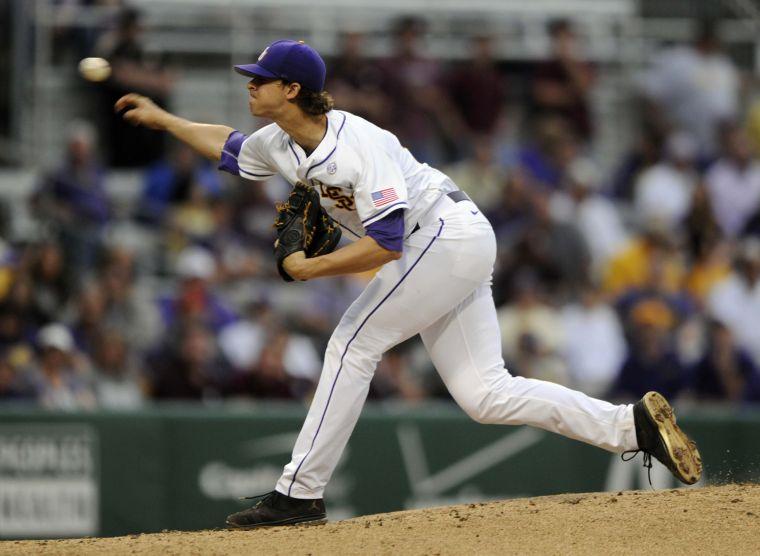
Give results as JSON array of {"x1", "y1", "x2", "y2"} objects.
[{"x1": 78, "y1": 57, "x2": 111, "y2": 82}]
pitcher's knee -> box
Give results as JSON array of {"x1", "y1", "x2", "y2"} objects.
[
  {"x1": 458, "y1": 382, "x2": 524, "y2": 425},
  {"x1": 466, "y1": 408, "x2": 493, "y2": 424},
  {"x1": 459, "y1": 394, "x2": 502, "y2": 424}
]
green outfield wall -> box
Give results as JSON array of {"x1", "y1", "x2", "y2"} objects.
[{"x1": 0, "y1": 403, "x2": 758, "y2": 539}]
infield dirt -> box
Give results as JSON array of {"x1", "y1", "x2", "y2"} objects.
[{"x1": 1, "y1": 483, "x2": 758, "y2": 555}]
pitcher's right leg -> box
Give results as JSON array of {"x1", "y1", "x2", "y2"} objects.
[{"x1": 275, "y1": 217, "x2": 484, "y2": 499}]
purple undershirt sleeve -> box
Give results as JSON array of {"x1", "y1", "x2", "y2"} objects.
[
  {"x1": 365, "y1": 208, "x2": 405, "y2": 252},
  {"x1": 218, "y1": 130, "x2": 247, "y2": 175}
]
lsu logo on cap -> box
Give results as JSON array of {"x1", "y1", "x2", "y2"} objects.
[{"x1": 258, "y1": 47, "x2": 270, "y2": 61}]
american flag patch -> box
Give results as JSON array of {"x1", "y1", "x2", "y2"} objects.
[{"x1": 371, "y1": 188, "x2": 398, "y2": 207}]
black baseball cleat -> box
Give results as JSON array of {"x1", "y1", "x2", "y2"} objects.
[
  {"x1": 226, "y1": 490, "x2": 327, "y2": 529},
  {"x1": 626, "y1": 391, "x2": 702, "y2": 485}
]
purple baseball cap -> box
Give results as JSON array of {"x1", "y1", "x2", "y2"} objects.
[{"x1": 234, "y1": 39, "x2": 326, "y2": 92}]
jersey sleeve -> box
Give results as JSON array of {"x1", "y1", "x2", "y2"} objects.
[
  {"x1": 218, "y1": 129, "x2": 277, "y2": 180},
  {"x1": 365, "y1": 208, "x2": 405, "y2": 252},
  {"x1": 354, "y1": 147, "x2": 409, "y2": 227}
]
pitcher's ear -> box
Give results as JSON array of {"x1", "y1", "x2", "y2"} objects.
[{"x1": 284, "y1": 81, "x2": 301, "y2": 100}]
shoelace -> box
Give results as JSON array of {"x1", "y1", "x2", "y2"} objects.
[
  {"x1": 240, "y1": 491, "x2": 275, "y2": 507},
  {"x1": 621, "y1": 450, "x2": 653, "y2": 488}
]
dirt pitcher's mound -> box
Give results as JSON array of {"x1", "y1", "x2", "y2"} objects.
[{"x1": 2, "y1": 484, "x2": 759, "y2": 555}]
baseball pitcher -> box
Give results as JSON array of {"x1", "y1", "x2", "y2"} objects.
[{"x1": 115, "y1": 39, "x2": 702, "y2": 528}]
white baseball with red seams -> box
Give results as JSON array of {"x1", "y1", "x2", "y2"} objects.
[{"x1": 227, "y1": 109, "x2": 638, "y2": 499}]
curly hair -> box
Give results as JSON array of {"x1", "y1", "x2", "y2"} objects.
[{"x1": 286, "y1": 84, "x2": 334, "y2": 116}]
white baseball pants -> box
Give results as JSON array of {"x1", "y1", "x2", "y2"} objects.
[{"x1": 276, "y1": 195, "x2": 638, "y2": 498}]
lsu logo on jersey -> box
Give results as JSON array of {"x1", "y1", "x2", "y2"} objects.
[{"x1": 313, "y1": 179, "x2": 355, "y2": 210}]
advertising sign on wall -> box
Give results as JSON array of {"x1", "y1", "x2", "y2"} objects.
[{"x1": 0, "y1": 424, "x2": 99, "y2": 538}]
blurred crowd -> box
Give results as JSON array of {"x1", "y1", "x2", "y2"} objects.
[{"x1": 2, "y1": 6, "x2": 760, "y2": 410}]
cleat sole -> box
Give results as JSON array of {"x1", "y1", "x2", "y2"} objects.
[
  {"x1": 642, "y1": 391, "x2": 703, "y2": 485},
  {"x1": 226, "y1": 515, "x2": 327, "y2": 530}
]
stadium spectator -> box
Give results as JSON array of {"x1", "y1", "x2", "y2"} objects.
[
  {"x1": 443, "y1": 135, "x2": 508, "y2": 211},
  {"x1": 50, "y1": 0, "x2": 129, "y2": 61},
  {"x1": 31, "y1": 121, "x2": 111, "y2": 271},
  {"x1": 518, "y1": 116, "x2": 580, "y2": 191},
  {"x1": 684, "y1": 180, "x2": 723, "y2": 263},
  {"x1": 610, "y1": 128, "x2": 664, "y2": 201},
  {"x1": 150, "y1": 322, "x2": 227, "y2": 400},
  {"x1": 530, "y1": 19, "x2": 594, "y2": 143},
  {"x1": 157, "y1": 246, "x2": 237, "y2": 334},
  {"x1": 166, "y1": 180, "x2": 221, "y2": 252},
  {"x1": 704, "y1": 123, "x2": 760, "y2": 239},
  {"x1": 707, "y1": 237, "x2": 760, "y2": 366},
  {"x1": 610, "y1": 311, "x2": 689, "y2": 401},
  {"x1": 685, "y1": 238, "x2": 732, "y2": 308},
  {"x1": 603, "y1": 221, "x2": 686, "y2": 298},
  {"x1": 91, "y1": 328, "x2": 148, "y2": 409},
  {"x1": 136, "y1": 143, "x2": 223, "y2": 227},
  {"x1": 70, "y1": 280, "x2": 108, "y2": 356},
  {"x1": 486, "y1": 167, "x2": 533, "y2": 246},
  {"x1": 205, "y1": 197, "x2": 264, "y2": 285},
  {"x1": 509, "y1": 330, "x2": 569, "y2": 386},
  {"x1": 549, "y1": 157, "x2": 630, "y2": 276},
  {"x1": 377, "y1": 16, "x2": 461, "y2": 163},
  {"x1": 743, "y1": 206, "x2": 760, "y2": 238},
  {"x1": 326, "y1": 31, "x2": 389, "y2": 125},
  {"x1": 0, "y1": 307, "x2": 36, "y2": 405},
  {"x1": 496, "y1": 190, "x2": 590, "y2": 300},
  {"x1": 226, "y1": 328, "x2": 316, "y2": 400},
  {"x1": 615, "y1": 252, "x2": 695, "y2": 352},
  {"x1": 98, "y1": 243, "x2": 162, "y2": 351},
  {"x1": 638, "y1": 19, "x2": 740, "y2": 157},
  {"x1": 50, "y1": 0, "x2": 125, "y2": 64},
  {"x1": 497, "y1": 270, "x2": 568, "y2": 385},
  {"x1": 633, "y1": 131, "x2": 699, "y2": 231},
  {"x1": 18, "y1": 241, "x2": 74, "y2": 325},
  {"x1": 23, "y1": 323, "x2": 96, "y2": 410},
  {"x1": 0, "y1": 278, "x2": 47, "y2": 343},
  {"x1": 691, "y1": 320, "x2": 760, "y2": 403},
  {"x1": 95, "y1": 6, "x2": 174, "y2": 166},
  {"x1": 0, "y1": 234, "x2": 14, "y2": 299},
  {"x1": 218, "y1": 301, "x2": 320, "y2": 400},
  {"x1": 561, "y1": 283, "x2": 627, "y2": 397},
  {"x1": 227, "y1": 181, "x2": 280, "y2": 253},
  {"x1": 0, "y1": 358, "x2": 33, "y2": 402},
  {"x1": 445, "y1": 34, "x2": 507, "y2": 137}
]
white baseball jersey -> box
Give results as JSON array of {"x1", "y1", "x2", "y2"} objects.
[
  {"x1": 226, "y1": 110, "x2": 457, "y2": 239},
  {"x1": 220, "y1": 108, "x2": 637, "y2": 500}
]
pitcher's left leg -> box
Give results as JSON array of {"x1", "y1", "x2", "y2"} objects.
[{"x1": 421, "y1": 283, "x2": 638, "y2": 453}]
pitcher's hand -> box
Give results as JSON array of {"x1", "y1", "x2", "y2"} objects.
[{"x1": 115, "y1": 93, "x2": 171, "y2": 130}]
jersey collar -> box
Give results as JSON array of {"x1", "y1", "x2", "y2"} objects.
[{"x1": 289, "y1": 111, "x2": 347, "y2": 182}]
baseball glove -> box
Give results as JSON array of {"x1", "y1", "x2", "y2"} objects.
[{"x1": 273, "y1": 182, "x2": 341, "y2": 282}]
